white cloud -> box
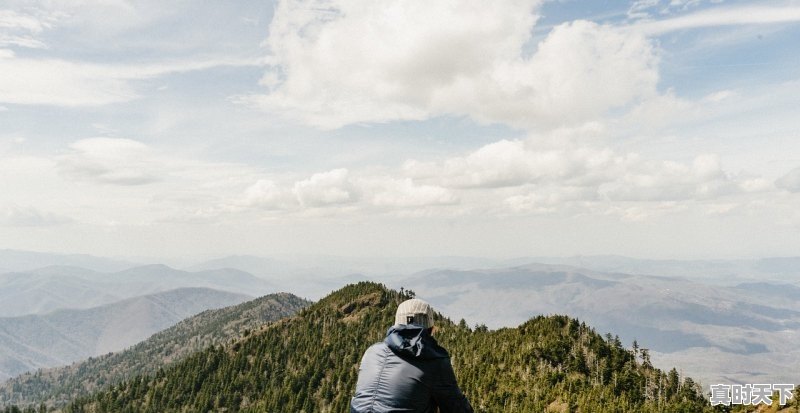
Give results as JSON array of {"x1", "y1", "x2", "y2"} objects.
[
  {"x1": 703, "y1": 90, "x2": 735, "y2": 103},
  {"x1": 627, "y1": 0, "x2": 714, "y2": 20},
  {"x1": 776, "y1": 168, "x2": 800, "y2": 193},
  {"x1": 0, "y1": 59, "x2": 139, "y2": 106},
  {"x1": 243, "y1": 0, "x2": 659, "y2": 129},
  {"x1": 633, "y1": 5, "x2": 800, "y2": 35},
  {"x1": 628, "y1": 0, "x2": 662, "y2": 20},
  {"x1": 0, "y1": 204, "x2": 71, "y2": 227},
  {"x1": 240, "y1": 179, "x2": 297, "y2": 210},
  {"x1": 405, "y1": 137, "x2": 750, "y2": 209},
  {"x1": 504, "y1": 186, "x2": 596, "y2": 214},
  {"x1": 292, "y1": 168, "x2": 358, "y2": 207},
  {"x1": 0, "y1": 8, "x2": 51, "y2": 49},
  {"x1": 0, "y1": 35, "x2": 46, "y2": 49},
  {"x1": 611, "y1": 202, "x2": 688, "y2": 222},
  {"x1": 598, "y1": 154, "x2": 737, "y2": 202},
  {"x1": 235, "y1": 171, "x2": 458, "y2": 213},
  {"x1": 406, "y1": 139, "x2": 620, "y2": 189},
  {"x1": 0, "y1": 56, "x2": 266, "y2": 107},
  {"x1": 2, "y1": 1, "x2": 184, "y2": 39},
  {"x1": 0, "y1": 4, "x2": 267, "y2": 107},
  {"x1": 57, "y1": 138, "x2": 162, "y2": 185},
  {"x1": 738, "y1": 178, "x2": 772, "y2": 193},
  {"x1": 0, "y1": 139, "x2": 279, "y2": 228},
  {"x1": 0, "y1": 9, "x2": 49, "y2": 33},
  {"x1": 366, "y1": 178, "x2": 457, "y2": 208},
  {"x1": 623, "y1": 90, "x2": 694, "y2": 128}
]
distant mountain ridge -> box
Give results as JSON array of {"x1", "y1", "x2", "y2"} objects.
[
  {"x1": 0, "y1": 249, "x2": 136, "y2": 273},
  {"x1": 0, "y1": 292, "x2": 310, "y2": 409},
  {"x1": 396, "y1": 264, "x2": 800, "y2": 386},
  {"x1": 185, "y1": 255, "x2": 292, "y2": 276},
  {"x1": 0, "y1": 264, "x2": 273, "y2": 317},
  {"x1": 187, "y1": 254, "x2": 503, "y2": 277},
  {"x1": 57, "y1": 283, "x2": 714, "y2": 412},
  {"x1": 520, "y1": 255, "x2": 800, "y2": 283},
  {"x1": 0, "y1": 288, "x2": 252, "y2": 381}
]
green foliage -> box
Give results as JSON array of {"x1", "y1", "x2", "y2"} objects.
[
  {"x1": 0, "y1": 293, "x2": 309, "y2": 410},
  {"x1": 1, "y1": 404, "x2": 44, "y2": 413},
  {"x1": 55, "y1": 282, "x2": 714, "y2": 412}
]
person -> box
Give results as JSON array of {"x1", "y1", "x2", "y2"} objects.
[{"x1": 350, "y1": 298, "x2": 474, "y2": 413}]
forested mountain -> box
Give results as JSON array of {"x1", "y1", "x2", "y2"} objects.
[
  {"x1": 0, "y1": 288, "x2": 251, "y2": 381},
  {"x1": 0, "y1": 292, "x2": 309, "y2": 409},
  {"x1": 58, "y1": 282, "x2": 714, "y2": 412}
]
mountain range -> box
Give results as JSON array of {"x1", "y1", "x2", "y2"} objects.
[
  {"x1": 0, "y1": 288, "x2": 252, "y2": 381},
  {"x1": 56, "y1": 283, "x2": 715, "y2": 412},
  {"x1": 2, "y1": 250, "x2": 799, "y2": 400},
  {"x1": 518, "y1": 255, "x2": 800, "y2": 284},
  {"x1": 0, "y1": 250, "x2": 135, "y2": 274},
  {"x1": 0, "y1": 265, "x2": 273, "y2": 317},
  {"x1": 176, "y1": 252, "x2": 800, "y2": 385},
  {"x1": 0, "y1": 292, "x2": 309, "y2": 409},
  {"x1": 395, "y1": 263, "x2": 800, "y2": 386}
]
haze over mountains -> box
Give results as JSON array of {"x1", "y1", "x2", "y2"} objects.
[
  {"x1": 1, "y1": 292, "x2": 310, "y2": 408},
  {"x1": 518, "y1": 255, "x2": 800, "y2": 284},
  {"x1": 188, "y1": 252, "x2": 800, "y2": 285},
  {"x1": 395, "y1": 264, "x2": 800, "y2": 386},
  {"x1": 0, "y1": 257, "x2": 285, "y2": 383},
  {"x1": 51, "y1": 283, "x2": 717, "y2": 412},
  {"x1": 2, "y1": 249, "x2": 799, "y2": 394},
  {"x1": 186, "y1": 252, "x2": 800, "y2": 386},
  {"x1": 186, "y1": 254, "x2": 498, "y2": 298},
  {"x1": 0, "y1": 288, "x2": 252, "y2": 381},
  {"x1": 0, "y1": 250, "x2": 135, "y2": 274},
  {"x1": 0, "y1": 264, "x2": 273, "y2": 317}
]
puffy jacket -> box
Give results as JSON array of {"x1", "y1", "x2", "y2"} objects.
[{"x1": 350, "y1": 325, "x2": 474, "y2": 413}]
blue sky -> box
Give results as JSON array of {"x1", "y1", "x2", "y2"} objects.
[{"x1": 1, "y1": 0, "x2": 799, "y2": 260}]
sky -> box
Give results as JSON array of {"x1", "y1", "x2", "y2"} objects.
[{"x1": 0, "y1": 0, "x2": 799, "y2": 261}]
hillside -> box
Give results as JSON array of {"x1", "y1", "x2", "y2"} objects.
[
  {"x1": 0, "y1": 265, "x2": 273, "y2": 317},
  {"x1": 0, "y1": 288, "x2": 252, "y2": 381},
  {"x1": 0, "y1": 292, "x2": 310, "y2": 409},
  {"x1": 61, "y1": 282, "x2": 713, "y2": 412}
]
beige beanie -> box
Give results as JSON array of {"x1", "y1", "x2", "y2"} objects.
[{"x1": 395, "y1": 298, "x2": 435, "y2": 328}]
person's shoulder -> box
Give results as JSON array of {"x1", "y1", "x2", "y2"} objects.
[
  {"x1": 360, "y1": 342, "x2": 393, "y2": 365},
  {"x1": 365, "y1": 341, "x2": 390, "y2": 355}
]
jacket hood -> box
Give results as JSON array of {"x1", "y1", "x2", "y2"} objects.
[{"x1": 384, "y1": 325, "x2": 450, "y2": 360}]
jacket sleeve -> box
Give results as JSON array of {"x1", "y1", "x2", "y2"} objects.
[{"x1": 431, "y1": 358, "x2": 474, "y2": 413}]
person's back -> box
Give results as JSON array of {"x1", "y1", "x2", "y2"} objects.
[{"x1": 350, "y1": 298, "x2": 473, "y2": 413}]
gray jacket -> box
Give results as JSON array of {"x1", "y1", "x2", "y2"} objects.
[{"x1": 350, "y1": 325, "x2": 474, "y2": 413}]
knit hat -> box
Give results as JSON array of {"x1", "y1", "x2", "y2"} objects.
[{"x1": 395, "y1": 298, "x2": 435, "y2": 328}]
